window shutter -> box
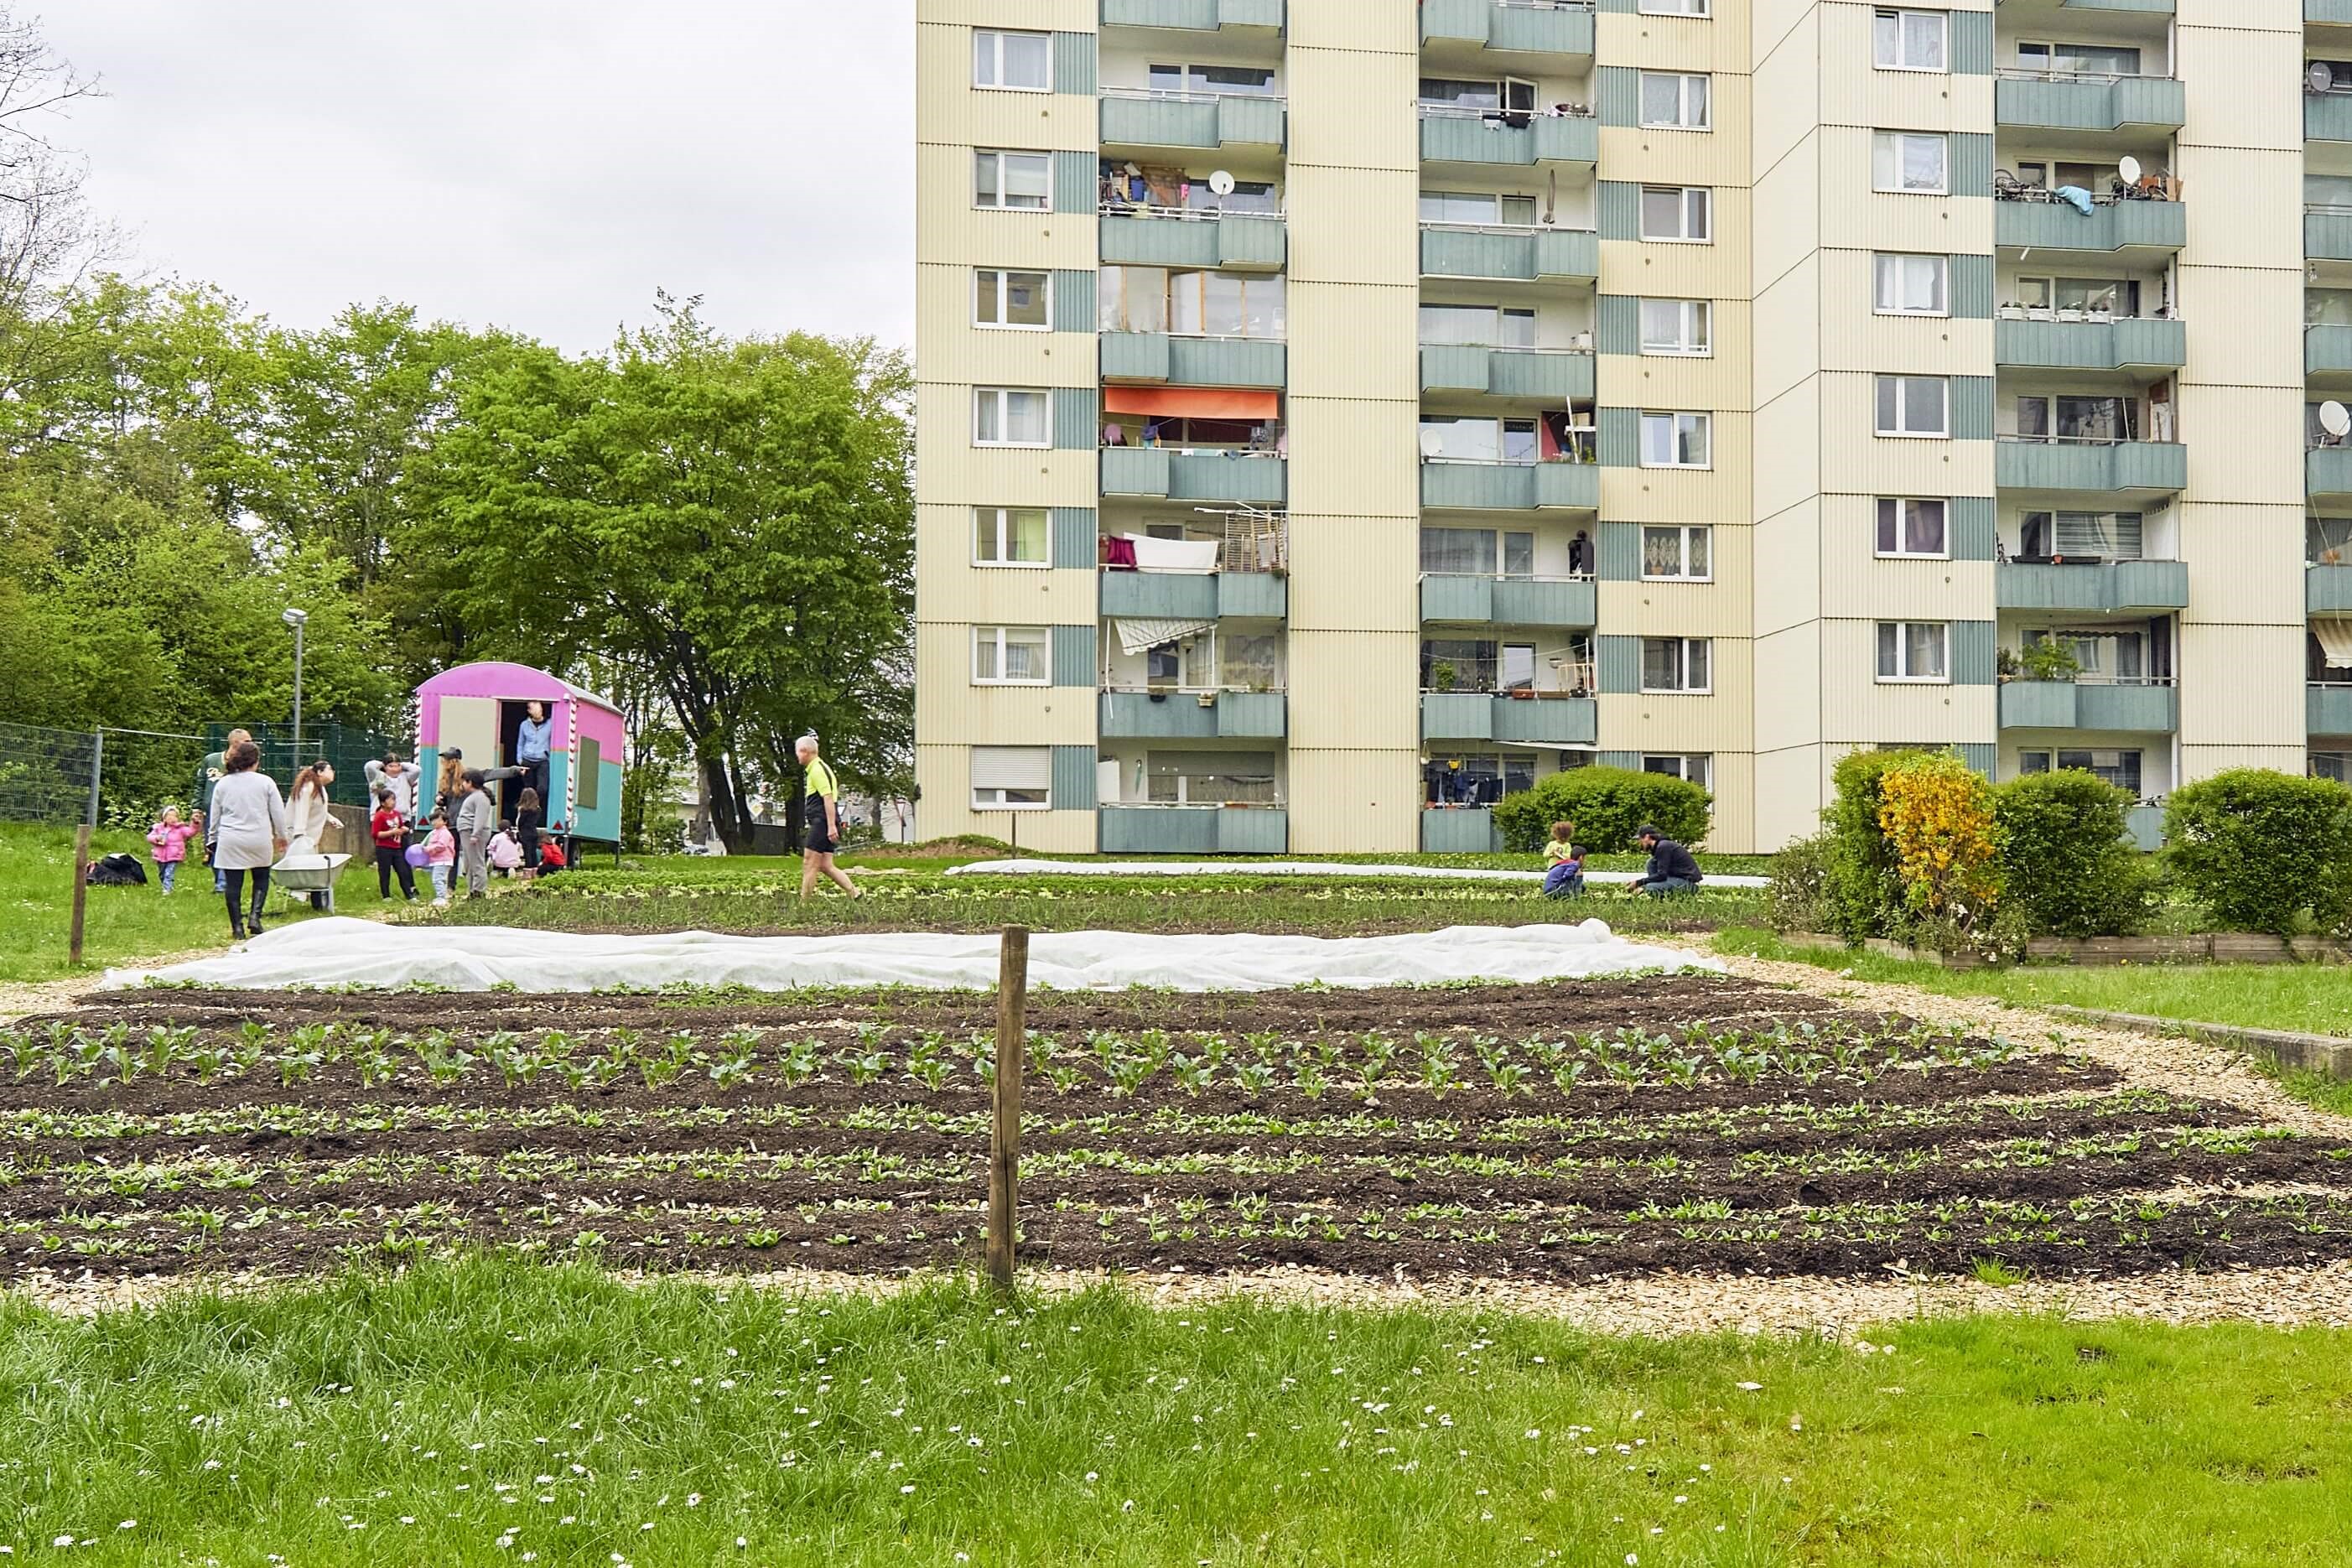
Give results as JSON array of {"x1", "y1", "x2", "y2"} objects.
[{"x1": 971, "y1": 746, "x2": 1052, "y2": 792}]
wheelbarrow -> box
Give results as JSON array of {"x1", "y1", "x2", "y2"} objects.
[{"x1": 271, "y1": 852, "x2": 352, "y2": 913}]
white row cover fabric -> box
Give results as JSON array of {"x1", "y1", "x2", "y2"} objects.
[
  {"x1": 1115, "y1": 616, "x2": 1218, "y2": 657},
  {"x1": 101, "y1": 917, "x2": 1723, "y2": 994},
  {"x1": 1122, "y1": 533, "x2": 1220, "y2": 573},
  {"x1": 947, "y1": 859, "x2": 1772, "y2": 889},
  {"x1": 2314, "y1": 617, "x2": 2352, "y2": 668}
]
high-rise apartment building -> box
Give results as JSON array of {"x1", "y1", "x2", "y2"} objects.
[{"x1": 914, "y1": 0, "x2": 2350, "y2": 857}]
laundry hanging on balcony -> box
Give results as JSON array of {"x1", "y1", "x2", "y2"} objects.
[
  {"x1": 1102, "y1": 387, "x2": 1280, "y2": 421},
  {"x1": 1116, "y1": 617, "x2": 1218, "y2": 656},
  {"x1": 1121, "y1": 533, "x2": 1222, "y2": 573},
  {"x1": 2315, "y1": 618, "x2": 2352, "y2": 668}
]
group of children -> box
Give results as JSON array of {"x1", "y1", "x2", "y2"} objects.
[{"x1": 369, "y1": 782, "x2": 566, "y2": 906}]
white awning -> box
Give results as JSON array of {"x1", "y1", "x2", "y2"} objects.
[
  {"x1": 2317, "y1": 618, "x2": 2352, "y2": 668},
  {"x1": 1116, "y1": 617, "x2": 1218, "y2": 656}
]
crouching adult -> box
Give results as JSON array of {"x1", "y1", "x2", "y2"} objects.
[{"x1": 1627, "y1": 824, "x2": 1704, "y2": 899}]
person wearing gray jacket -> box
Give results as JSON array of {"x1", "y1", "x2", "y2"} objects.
[
  {"x1": 206, "y1": 740, "x2": 289, "y2": 937},
  {"x1": 454, "y1": 769, "x2": 497, "y2": 899}
]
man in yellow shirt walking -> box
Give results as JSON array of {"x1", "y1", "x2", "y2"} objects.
[{"x1": 797, "y1": 733, "x2": 861, "y2": 901}]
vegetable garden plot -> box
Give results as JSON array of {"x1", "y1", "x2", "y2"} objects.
[{"x1": 7, "y1": 975, "x2": 2352, "y2": 1286}]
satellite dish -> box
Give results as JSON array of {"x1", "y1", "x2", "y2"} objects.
[
  {"x1": 2314, "y1": 62, "x2": 2337, "y2": 95},
  {"x1": 2117, "y1": 154, "x2": 2142, "y2": 185},
  {"x1": 1418, "y1": 428, "x2": 1446, "y2": 459},
  {"x1": 2324, "y1": 401, "x2": 2351, "y2": 439},
  {"x1": 1207, "y1": 169, "x2": 1236, "y2": 197}
]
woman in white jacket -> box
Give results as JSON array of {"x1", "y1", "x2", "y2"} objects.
[
  {"x1": 208, "y1": 740, "x2": 288, "y2": 937},
  {"x1": 284, "y1": 761, "x2": 342, "y2": 855}
]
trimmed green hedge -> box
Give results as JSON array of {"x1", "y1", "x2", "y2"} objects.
[
  {"x1": 1991, "y1": 770, "x2": 2157, "y2": 939},
  {"x1": 2165, "y1": 770, "x2": 2352, "y2": 939},
  {"x1": 1493, "y1": 766, "x2": 1711, "y2": 854}
]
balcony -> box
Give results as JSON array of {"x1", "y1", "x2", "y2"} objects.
[
  {"x1": 1996, "y1": 195, "x2": 2185, "y2": 261},
  {"x1": 2308, "y1": 209, "x2": 2352, "y2": 263},
  {"x1": 2317, "y1": 0, "x2": 2352, "y2": 23},
  {"x1": 1420, "y1": 459, "x2": 1598, "y2": 511},
  {"x1": 1997, "y1": 680, "x2": 2179, "y2": 733},
  {"x1": 2313, "y1": 566, "x2": 2352, "y2": 615},
  {"x1": 1100, "y1": 0, "x2": 1285, "y2": 30},
  {"x1": 1420, "y1": 574, "x2": 1596, "y2": 628},
  {"x1": 1098, "y1": 805, "x2": 1289, "y2": 854},
  {"x1": 2125, "y1": 805, "x2": 2165, "y2": 853},
  {"x1": 1420, "y1": 693, "x2": 1597, "y2": 745},
  {"x1": 1420, "y1": 345, "x2": 1593, "y2": 400},
  {"x1": 2313, "y1": 93, "x2": 2352, "y2": 145},
  {"x1": 1102, "y1": 333, "x2": 1287, "y2": 388},
  {"x1": 1418, "y1": 109, "x2": 1597, "y2": 169},
  {"x1": 1100, "y1": 208, "x2": 1286, "y2": 272},
  {"x1": 2310, "y1": 444, "x2": 2352, "y2": 501},
  {"x1": 1993, "y1": 315, "x2": 2185, "y2": 373},
  {"x1": 2313, "y1": 683, "x2": 2352, "y2": 737},
  {"x1": 1420, "y1": 223, "x2": 1597, "y2": 283},
  {"x1": 1100, "y1": 90, "x2": 1286, "y2": 154},
  {"x1": 1100, "y1": 688, "x2": 1287, "y2": 740},
  {"x1": 2309, "y1": 325, "x2": 2352, "y2": 383},
  {"x1": 1419, "y1": 0, "x2": 1594, "y2": 60},
  {"x1": 1996, "y1": 560, "x2": 2190, "y2": 612},
  {"x1": 1101, "y1": 446, "x2": 1287, "y2": 505},
  {"x1": 1995, "y1": 73, "x2": 2183, "y2": 137},
  {"x1": 1995, "y1": 437, "x2": 2188, "y2": 499},
  {"x1": 1099, "y1": 569, "x2": 1287, "y2": 620},
  {"x1": 1420, "y1": 807, "x2": 1503, "y2": 854}
]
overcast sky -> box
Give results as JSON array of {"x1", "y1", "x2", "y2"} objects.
[{"x1": 44, "y1": 2, "x2": 917, "y2": 354}]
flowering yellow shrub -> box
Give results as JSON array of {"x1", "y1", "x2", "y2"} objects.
[{"x1": 1876, "y1": 754, "x2": 2001, "y2": 928}]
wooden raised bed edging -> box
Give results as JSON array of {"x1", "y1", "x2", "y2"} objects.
[
  {"x1": 2039, "y1": 1005, "x2": 2352, "y2": 1083},
  {"x1": 1776, "y1": 932, "x2": 2352, "y2": 970}
]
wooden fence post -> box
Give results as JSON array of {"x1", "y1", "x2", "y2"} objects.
[
  {"x1": 69, "y1": 729, "x2": 102, "y2": 968},
  {"x1": 988, "y1": 925, "x2": 1029, "y2": 1293}
]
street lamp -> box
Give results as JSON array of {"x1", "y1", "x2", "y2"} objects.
[{"x1": 282, "y1": 608, "x2": 309, "y2": 761}]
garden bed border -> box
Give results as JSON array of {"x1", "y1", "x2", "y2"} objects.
[{"x1": 1777, "y1": 932, "x2": 2352, "y2": 971}]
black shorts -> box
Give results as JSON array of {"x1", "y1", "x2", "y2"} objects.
[{"x1": 804, "y1": 801, "x2": 837, "y2": 854}]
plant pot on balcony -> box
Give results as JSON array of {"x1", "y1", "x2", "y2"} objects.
[
  {"x1": 1509, "y1": 688, "x2": 1534, "y2": 700},
  {"x1": 1197, "y1": 692, "x2": 1218, "y2": 707}
]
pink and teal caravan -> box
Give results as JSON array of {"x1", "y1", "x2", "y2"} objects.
[{"x1": 414, "y1": 662, "x2": 624, "y2": 849}]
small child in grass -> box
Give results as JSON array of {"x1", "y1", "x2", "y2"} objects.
[
  {"x1": 1541, "y1": 820, "x2": 1585, "y2": 899},
  {"x1": 423, "y1": 810, "x2": 457, "y2": 906},
  {"x1": 146, "y1": 805, "x2": 200, "y2": 894},
  {"x1": 488, "y1": 822, "x2": 522, "y2": 878}
]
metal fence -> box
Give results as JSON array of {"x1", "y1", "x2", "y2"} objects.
[
  {"x1": 201, "y1": 721, "x2": 402, "y2": 811},
  {"x1": 0, "y1": 718, "x2": 398, "y2": 828}
]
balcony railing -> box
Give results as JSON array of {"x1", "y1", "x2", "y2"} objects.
[
  {"x1": 1098, "y1": 803, "x2": 1290, "y2": 855},
  {"x1": 1420, "y1": 0, "x2": 1596, "y2": 57},
  {"x1": 1101, "y1": 445, "x2": 1288, "y2": 505},
  {"x1": 1099, "y1": 568, "x2": 1287, "y2": 620},
  {"x1": 1996, "y1": 190, "x2": 2186, "y2": 256},
  {"x1": 2309, "y1": 442, "x2": 2352, "y2": 498},
  {"x1": 1418, "y1": 106, "x2": 1597, "y2": 168},
  {"x1": 1419, "y1": 221, "x2": 1598, "y2": 283},
  {"x1": 1992, "y1": 313, "x2": 2185, "y2": 372},
  {"x1": 1101, "y1": 332, "x2": 1287, "y2": 388},
  {"x1": 1996, "y1": 559, "x2": 2189, "y2": 612},
  {"x1": 1419, "y1": 573, "x2": 1597, "y2": 627},
  {"x1": 2312, "y1": 563, "x2": 2352, "y2": 615},
  {"x1": 1099, "y1": 205, "x2": 1287, "y2": 270},
  {"x1": 1420, "y1": 343, "x2": 1595, "y2": 399},
  {"x1": 1101, "y1": 0, "x2": 1285, "y2": 29},
  {"x1": 1100, "y1": 88, "x2": 1287, "y2": 153},
  {"x1": 2313, "y1": 683, "x2": 2352, "y2": 737},
  {"x1": 1995, "y1": 70, "x2": 2184, "y2": 134},
  {"x1": 1995, "y1": 435, "x2": 2188, "y2": 496},
  {"x1": 1420, "y1": 458, "x2": 1599, "y2": 511},
  {"x1": 1997, "y1": 678, "x2": 2180, "y2": 734},
  {"x1": 1420, "y1": 689, "x2": 1598, "y2": 745},
  {"x1": 1099, "y1": 688, "x2": 1288, "y2": 740},
  {"x1": 2310, "y1": 205, "x2": 2352, "y2": 263}
]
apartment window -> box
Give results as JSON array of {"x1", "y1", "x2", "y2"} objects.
[
  {"x1": 1877, "y1": 375, "x2": 1950, "y2": 438},
  {"x1": 2313, "y1": 516, "x2": 2352, "y2": 565},
  {"x1": 1876, "y1": 620, "x2": 1950, "y2": 683},
  {"x1": 1639, "y1": 0, "x2": 1711, "y2": 13},
  {"x1": 1638, "y1": 72, "x2": 1711, "y2": 130},
  {"x1": 1872, "y1": 9, "x2": 1947, "y2": 72},
  {"x1": 974, "y1": 149, "x2": 1051, "y2": 210},
  {"x1": 2020, "y1": 395, "x2": 2135, "y2": 442},
  {"x1": 1422, "y1": 527, "x2": 1534, "y2": 576},
  {"x1": 1639, "y1": 299, "x2": 1712, "y2": 356},
  {"x1": 1150, "y1": 63, "x2": 1277, "y2": 96},
  {"x1": 974, "y1": 268, "x2": 1050, "y2": 330},
  {"x1": 1182, "y1": 178, "x2": 1278, "y2": 214},
  {"x1": 1425, "y1": 752, "x2": 1541, "y2": 806},
  {"x1": 974, "y1": 387, "x2": 1051, "y2": 447},
  {"x1": 1168, "y1": 270, "x2": 1285, "y2": 337},
  {"x1": 2313, "y1": 752, "x2": 2351, "y2": 785},
  {"x1": 2026, "y1": 626, "x2": 2147, "y2": 683},
  {"x1": 2018, "y1": 748, "x2": 2144, "y2": 796},
  {"x1": 2017, "y1": 42, "x2": 2142, "y2": 78},
  {"x1": 1640, "y1": 411, "x2": 1712, "y2": 469},
  {"x1": 1098, "y1": 267, "x2": 1169, "y2": 335},
  {"x1": 971, "y1": 745, "x2": 1051, "y2": 810},
  {"x1": 1644, "y1": 754, "x2": 1713, "y2": 789},
  {"x1": 1148, "y1": 751, "x2": 1280, "y2": 806},
  {"x1": 1420, "y1": 190, "x2": 1539, "y2": 226},
  {"x1": 1639, "y1": 185, "x2": 1711, "y2": 242},
  {"x1": 1642, "y1": 525, "x2": 1712, "y2": 579},
  {"x1": 1643, "y1": 637, "x2": 1712, "y2": 693},
  {"x1": 2016, "y1": 277, "x2": 2138, "y2": 316},
  {"x1": 1420, "y1": 304, "x2": 1536, "y2": 348},
  {"x1": 973, "y1": 29, "x2": 1051, "y2": 91},
  {"x1": 1874, "y1": 253, "x2": 1950, "y2": 316},
  {"x1": 1876, "y1": 498, "x2": 1949, "y2": 558},
  {"x1": 974, "y1": 507, "x2": 1049, "y2": 567},
  {"x1": 973, "y1": 626, "x2": 1051, "y2": 684},
  {"x1": 2018, "y1": 510, "x2": 2144, "y2": 560},
  {"x1": 1872, "y1": 132, "x2": 1949, "y2": 195},
  {"x1": 1421, "y1": 415, "x2": 1538, "y2": 464}
]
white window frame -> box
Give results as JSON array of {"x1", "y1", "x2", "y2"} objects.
[
  {"x1": 1876, "y1": 374, "x2": 1951, "y2": 439},
  {"x1": 973, "y1": 506, "x2": 1051, "y2": 569},
  {"x1": 970, "y1": 745, "x2": 1053, "y2": 811},
  {"x1": 1638, "y1": 0, "x2": 1711, "y2": 13},
  {"x1": 974, "y1": 268, "x2": 1052, "y2": 331},
  {"x1": 1872, "y1": 132, "x2": 1950, "y2": 195},
  {"x1": 1639, "y1": 411, "x2": 1713, "y2": 470},
  {"x1": 1638, "y1": 71, "x2": 1711, "y2": 131},
  {"x1": 974, "y1": 148, "x2": 1052, "y2": 210},
  {"x1": 1642, "y1": 524, "x2": 1714, "y2": 581},
  {"x1": 1638, "y1": 298, "x2": 1713, "y2": 357},
  {"x1": 1876, "y1": 620, "x2": 1951, "y2": 684},
  {"x1": 1872, "y1": 8, "x2": 1949, "y2": 73},
  {"x1": 972, "y1": 626, "x2": 1051, "y2": 687},
  {"x1": 1642, "y1": 637, "x2": 1713, "y2": 694},
  {"x1": 974, "y1": 387, "x2": 1051, "y2": 449},
  {"x1": 1875, "y1": 497, "x2": 1950, "y2": 560},
  {"x1": 1638, "y1": 185, "x2": 1712, "y2": 243},
  {"x1": 972, "y1": 29, "x2": 1051, "y2": 92},
  {"x1": 1873, "y1": 252, "x2": 1950, "y2": 317}
]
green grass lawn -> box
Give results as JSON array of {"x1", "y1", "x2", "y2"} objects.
[
  {"x1": 0, "y1": 823, "x2": 338, "y2": 985},
  {"x1": 2, "y1": 1257, "x2": 2347, "y2": 1566}
]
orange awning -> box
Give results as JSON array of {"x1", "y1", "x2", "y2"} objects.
[{"x1": 1103, "y1": 386, "x2": 1280, "y2": 421}]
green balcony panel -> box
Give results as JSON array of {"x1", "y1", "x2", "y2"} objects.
[
  {"x1": 1100, "y1": 212, "x2": 1287, "y2": 271},
  {"x1": 1996, "y1": 560, "x2": 2189, "y2": 612},
  {"x1": 1420, "y1": 460, "x2": 1599, "y2": 511},
  {"x1": 2309, "y1": 325, "x2": 2352, "y2": 379},
  {"x1": 1999, "y1": 681, "x2": 2178, "y2": 732},
  {"x1": 2308, "y1": 211, "x2": 2352, "y2": 263},
  {"x1": 2310, "y1": 445, "x2": 2352, "y2": 500},
  {"x1": 1418, "y1": 345, "x2": 1593, "y2": 399},
  {"x1": 2125, "y1": 805, "x2": 2164, "y2": 853},
  {"x1": 1996, "y1": 200, "x2": 2186, "y2": 257},
  {"x1": 1494, "y1": 578, "x2": 1596, "y2": 626},
  {"x1": 2312, "y1": 565, "x2": 2352, "y2": 615},
  {"x1": 1100, "y1": 447, "x2": 1287, "y2": 504},
  {"x1": 2313, "y1": 94, "x2": 2352, "y2": 145},
  {"x1": 1098, "y1": 807, "x2": 1290, "y2": 854},
  {"x1": 1101, "y1": 0, "x2": 1285, "y2": 28},
  {"x1": 1993, "y1": 317, "x2": 2185, "y2": 372},
  {"x1": 1420, "y1": 574, "x2": 1494, "y2": 622},
  {"x1": 1101, "y1": 94, "x2": 1286, "y2": 152},
  {"x1": 2315, "y1": 0, "x2": 2352, "y2": 23},
  {"x1": 1996, "y1": 75, "x2": 2183, "y2": 134},
  {"x1": 1419, "y1": 112, "x2": 1597, "y2": 168},
  {"x1": 1102, "y1": 332, "x2": 1286, "y2": 387},
  {"x1": 2059, "y1": 0, "x2": 2172, "y2": 11},
  {"x1": 1994, "y1": 440, "x2": 2187, "y2": 496},
  {"x1": 1420, "y1": 692, "x2": 1496, "y2": 741},
  {"x1": 1495, "y1": 696, "x2": 1597, "y2": 745},
  {"x1": 1099, "y1": 690, "x2": 1287, "y2": 740},
  {"x1": 1419, "y1": 225, "x2": 1598, "y2": 282},
  {"x1": 1099, "y1": 571, "x2": 1217, "y2": 620},
  {"x1": 1420, "y1": 0, "x2": 1594, "y2": 56},
  {"x1": 1420, "y1": 808, "x2": 1501, "y2": 854},
  {"x1": 2313, "y1": 684, "x2": 2352, "y2": 737}
]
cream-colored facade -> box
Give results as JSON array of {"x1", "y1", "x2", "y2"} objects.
[{"x1": 916, "y1": 0, "x2": 2352, "y2": 856}]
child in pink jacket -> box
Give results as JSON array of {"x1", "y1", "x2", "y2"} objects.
[
  {"x1": 423, "y1": 809, "x2": 458, "y2": 906},
  {"x1": 146, "y1": 806, "x2": 201, "y2": 894}
]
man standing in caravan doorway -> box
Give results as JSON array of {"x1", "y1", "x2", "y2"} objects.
[{"x1": 797, "y1": 733, "x2": 860, "y2": 900}]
